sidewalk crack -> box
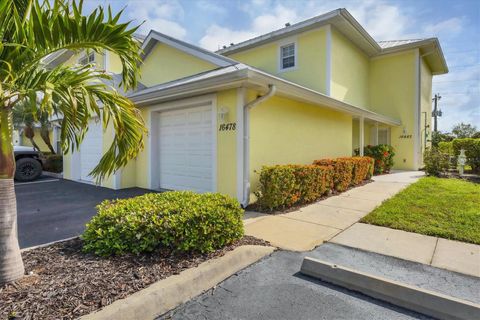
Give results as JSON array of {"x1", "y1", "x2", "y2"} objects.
[{"x1": 430, "y1": 238, "x2": 440, "y2": 265}]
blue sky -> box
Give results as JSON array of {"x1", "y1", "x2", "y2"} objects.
[{"x1": 85, "y1": 0, "x2": 479, "y2": 132}]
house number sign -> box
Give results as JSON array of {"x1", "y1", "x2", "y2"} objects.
[
  {"x1": 399, "y1": 134, "x2": 412, "y2": 139},
  {"x1": 219, "y1": 123, "x2": 236, "y2": 131}
]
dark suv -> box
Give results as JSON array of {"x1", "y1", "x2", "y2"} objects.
[{"x1": 13, "y1": 146, "x2": 44, "y2": 182}]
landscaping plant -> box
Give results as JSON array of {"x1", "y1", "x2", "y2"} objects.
[
  {"x1": 423, "y1": 148, "x2": 450, "y2": 176},
  {"x1": 254, "y1": 164, "x2": 334, "y2": 211},
  {"x1": 82, "y1": 191, "x2": 244, "y2": 256},
  {"x1": 0, "y1": 0, "x2": 145, "y2": 284},
  {"x1": 313, "y1": 158, "x2": 353, "y2": 191},
  {"x1": 356, "y1": 144, "x2": 395, "y2": 174}
]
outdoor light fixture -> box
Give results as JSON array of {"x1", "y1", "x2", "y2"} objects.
[{"x1": 218, "y1": 107, "x2": 229, "y2": 122}]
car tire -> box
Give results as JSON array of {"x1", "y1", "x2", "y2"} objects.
[{"x1": 15, "y1": 158, "x2": 43, "y2": 182}]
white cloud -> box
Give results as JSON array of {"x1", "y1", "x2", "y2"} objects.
[
  {"x1": 200, "y1": 4, "x2": 298, "y2": 50},
  {"x1": 425, "y1": 17, "x2": 464, "y2": 37},
  {"x1": 127, "y1": 0, "x2": 187, "y2": 39}
]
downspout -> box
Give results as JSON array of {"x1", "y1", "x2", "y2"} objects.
[{"x1": 241, "y1": 84, "x2": 276, "y2": 207}]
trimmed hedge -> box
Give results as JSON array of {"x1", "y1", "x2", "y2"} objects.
[
  {"x1": 313, "y1": 159, "x2": 353, "y2": 192},
  {"x1": 452, "y1": 138, "x2": 480, "y2": 172},
  {"x1": 313, "y1": 157, "x2": 373, "y2": 191},
  {"x1": 82, "y1": 191, "x2": 244, "y2": 256},
  {"x1": 254, "y1": 165, "x2": 334, "y2": 211},
  {"x1": 255, "y1": 156, "x2": 374, "y2": 211}
]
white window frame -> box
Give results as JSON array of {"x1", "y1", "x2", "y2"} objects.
[
  {"x1": 78, "y1": 51, "x2": 95, "y2": 65},
  {"x1": 278, "y1": 39, "x2": 297, "y2": 72},
  {"x1": 377, "y1": 128, "x2": 391, "y2": 145}
]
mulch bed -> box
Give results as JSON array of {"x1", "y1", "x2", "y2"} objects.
[{"x1": 1, "y1": 236, "x2": 270, "y2": 320}]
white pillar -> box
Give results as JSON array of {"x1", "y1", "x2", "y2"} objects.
[
  {"x1": 374, "y1": 122, "x2": 379, "y2": 145},
  {"x1": 359, "y1": 116, "x2": 365, "y2": 156}
]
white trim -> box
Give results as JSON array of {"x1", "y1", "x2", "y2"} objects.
[
  {"x1": 277, "y1": 38, "x2": 298, "y2": 73},
  {"x1": 359, "y1": 116, "x2": 365, "y2": 156},
  {"x1": 103, "y1": 49, "x2": 109, "y2": 72},
  {"x1": 142, "y1": 31, "x2": 234, "y2": 67},
  {"x1": 413, "y1": 49, "x2": 421, "y2": 169},
  {"x1": 325, "y1": 24, "x2": 332, "y2": 96},
  {"x1": 236, "y1": 87, "x2": 246, "y2": 203},
  {"x1": 146, "y1": 94, "x2": 218, "y2": 192}
]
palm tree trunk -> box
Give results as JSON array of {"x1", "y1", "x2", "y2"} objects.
[
  {"x1": 40, "y1": 125, "x2": 56, "y2": 154},
  {"x1": 24, "y1": 125, "x2": 41, "y2": 152},
  {"x1": 0, "y1": 107, "x2": 25, "y2": 285}
]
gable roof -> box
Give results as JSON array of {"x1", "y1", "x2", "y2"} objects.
[
  {"x1": 43, "y1": 33, "x2": 147, "y2": 67},
  {"x1": 141, "y1": 30, "x2": 238, "y2": 67},
  {"x1": 216, "y1": 8, "x2": 448, "y2": 74}
]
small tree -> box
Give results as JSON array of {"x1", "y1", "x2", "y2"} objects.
[
  {"x1": 0, "y1": 0, "x2": 145, "y2": 285},
  {"x1": 451, "y1": 123, "x2": 477, "y2": 139}
]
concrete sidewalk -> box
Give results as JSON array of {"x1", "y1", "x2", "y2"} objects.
[
  {"x1": 331, "y1": 223, "x2": 480, "y2": 278},
  {"x1": 244, "y1": 171, "x2": 423, "y2": 251}
]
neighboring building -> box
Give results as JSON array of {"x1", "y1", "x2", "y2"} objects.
[{"x1": 53, "y1": 8, "x2": 447, "y2": 206}]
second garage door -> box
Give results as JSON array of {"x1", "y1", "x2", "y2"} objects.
[
  {"x1": 158, "y1": 105, "x2": 214, "y2": 193},
  {"x1": 80, "y1": 119, "x2": 103, "y2": 182}
]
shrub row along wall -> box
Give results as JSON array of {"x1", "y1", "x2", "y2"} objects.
[
  {"x1": 255, "y1": 157, "x2": 374, "y2": 211},
  {"x1": 354, "y1": 144, "x2": 395, "y2": 174},
  {"x1": 82, "y1": 191, "x2": 244, "y2": 256}
]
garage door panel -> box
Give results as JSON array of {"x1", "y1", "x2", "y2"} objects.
[
  {"x1": 80, "y1": 119, "x2": 103, "y2": 182},
  {"x1": 158, "y1": 104, "x2": 214, "y2": 193}
]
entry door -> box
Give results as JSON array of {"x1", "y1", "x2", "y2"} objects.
[
  {"x1": 80, "y1": 119, "x2": 103, "y2": 182},
  {"x1": 158, "y1": 105, "x2": 214, "y2": 193}
]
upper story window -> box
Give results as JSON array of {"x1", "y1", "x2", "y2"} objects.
[
  {"x1": 280, "y1": 43, "x2": 296, "y2": 70},
  {"x1": 79, "y1": 52, "x2": 95, "y2": 65}
]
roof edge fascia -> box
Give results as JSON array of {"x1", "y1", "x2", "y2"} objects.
[{"x1": 141, "y1": 30, "x2": 236, "y2": 67}]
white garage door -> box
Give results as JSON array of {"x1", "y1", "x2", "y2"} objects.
[
  {"x1": 158, "y1": 105, "x2": 214, "y2": 193},
  {"x1": 80, "y1": 119, "x2": 103, "y2": 182}
]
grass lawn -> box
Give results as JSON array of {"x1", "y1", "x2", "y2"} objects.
[{"x1": 361, "y1": 177, "x2": 480, "y2": 244}]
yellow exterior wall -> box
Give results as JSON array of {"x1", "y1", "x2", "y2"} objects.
[
  {"x1": 107, "y1": 51, "x2": 123, "y2": 74},
  {"x1": 420, "y1": 58, "x2": 433, "y2": 155},
  {"x1": 140, "y1": 43, "x2": 217, "y2": 87},
  {"x1": 369, "y1": 50, "x2": 417, "y2": 169},
  {"x1": 216, "y1": 89, "x2": 238, "y2": 198},
  {"x1": 249, "y1": 93, "x2": 352, "y2": 194},
  {"x1": 331, "y1": 28, "x2": 370, "y2": 108},
  {"x1": 227, "y1": 28, "x2": 327, "y2": 93}
]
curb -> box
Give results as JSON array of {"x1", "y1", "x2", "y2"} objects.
[
  {"x1": 300, "y1": 257, "x2": 480, "y2": 320},
  {"x1": 81, "y1": 245, "x2": 275, "y2": 320},
  {"x1": 42, "y1": 171, "x2": 63, "y2": 179},
  {"x1": 21, "y1": 236, "x2": 79, "y2": 252}
]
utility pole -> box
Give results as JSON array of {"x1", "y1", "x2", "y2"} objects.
[{"x1": 432, "y1": 94, "x2": 442, "y2": 132}]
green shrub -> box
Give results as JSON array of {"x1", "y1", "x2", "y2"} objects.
[
  {"x1": 313, "y1": 158, "x2": 353, "y2": 191},
  {"x1": 82, "y1": 191, "x2": 244, "y2": 256},
  {"x1": 356, "y1": 144, "x2": 395, "y2": 174},
  {"x1": 423, "y1": 148, "x2": 450, "y2": 176},
  {"x1": 340, "y1": 156, "x2": 374, "y2": 185},
  {"x1": 452, "y1": 138, "x2": 480, "y2": 172},
  {"x1": 255, "y1": 165, "x2": 333, "y2": 211},
  {"x1": 42, "y1": 154, "x2": 63, "y2": 173},
  {"x1": 438, "y1": 141, "x2": 453, "y2": 155}
]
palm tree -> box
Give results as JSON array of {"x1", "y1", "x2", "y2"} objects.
[{"x1": 0, "y1": 0, "x2": 146, "y2": 285}]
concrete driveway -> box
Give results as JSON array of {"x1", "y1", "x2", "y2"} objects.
[{"x1": 15, "y1": 178, "x2": 152, "y2": 249}]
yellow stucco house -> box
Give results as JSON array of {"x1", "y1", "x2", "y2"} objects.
[{"x1": 51, "y1": 8, "x2": 447, "y2": 206}]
